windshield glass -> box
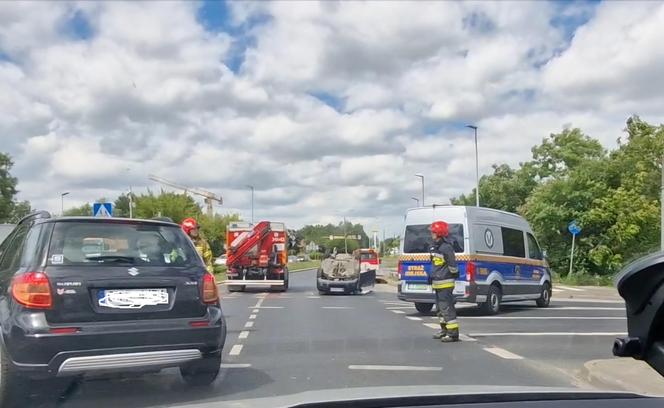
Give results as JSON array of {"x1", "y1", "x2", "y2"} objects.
[
  {"x1": 404, "y1": 224, "x2": 464, "y2": 253},
  {"x1": 48, "y1": 222, "x2": 198, "y2": 267}
]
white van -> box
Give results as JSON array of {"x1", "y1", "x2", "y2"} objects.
[{"x1": 397, "y1": 205, "x2": 552, "y2": 315}]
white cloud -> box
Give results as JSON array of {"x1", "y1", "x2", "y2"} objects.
[{"x1": 2, "y1": 0, "x2": 663, "y2": 236}]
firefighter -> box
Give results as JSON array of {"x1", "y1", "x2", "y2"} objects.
[
  {"x1": 429, "y1": 220, "x2": 460, "y2": 343},
  {"x1": 181, "y1": 217, "x2": 213, "y2": 273}
]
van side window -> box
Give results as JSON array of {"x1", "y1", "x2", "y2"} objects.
[
  {"x1": 501, "y1": 227, "x2": 525, "y2": 258},
  {"x1": 527, "y1": 233, "x2": 543, "y2": 260}
]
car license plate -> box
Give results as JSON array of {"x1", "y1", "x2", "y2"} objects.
[
  {"x1": 454, "y1": 281, "x2": 466, "y2": 294},
  {"x1": 330, "y1": 287, "x2": 345, "y2": 293},
  {"x1": 98, "y1": 288, "x2": 169, "y2": 309},
  {"x1": 407, "y1": 283, "x2": 430, "y2": 292}
]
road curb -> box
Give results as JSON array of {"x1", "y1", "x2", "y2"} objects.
[{"x1": 580, "y1": 358, "x2": 664, "y2": 396}]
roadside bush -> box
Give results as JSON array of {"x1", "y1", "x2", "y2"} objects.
[
  {"x1": 559, "y1": 272, "x2": 613, "y2": 287},
  {"x1": 309, "y1": 252, "x2": 324, "y2": 260}
]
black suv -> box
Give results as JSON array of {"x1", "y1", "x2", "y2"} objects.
[{"x1": 0, "y1": 212, "x2": 226, "y2": 402}]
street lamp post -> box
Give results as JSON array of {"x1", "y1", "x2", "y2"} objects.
[
  {"x1": 60, "y1": 192, "x2": 70, "y2": 215},
  {"x1": 414, "y1": 174, "x2": 424, "y2": 206},
  {"x1": 246, "y1": 185, "x2": 254, "y2": 224},
  {"x1": 411, "y1": 197, "x2": 420, "y2": 206},
  {"x1": 466, "y1": 125, "x2": 480, "y2": 207}
]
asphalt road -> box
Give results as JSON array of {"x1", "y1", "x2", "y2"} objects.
[{"x1": 51, "y1": 269, "x2": 627, "y2": 407}]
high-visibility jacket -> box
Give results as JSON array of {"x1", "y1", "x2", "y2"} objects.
[
  {"x1": 429, "y1": 237, "x2": 458, "y2": 290},
  {"x1": 193, "y1": 236, "x2": 214, "y2": 273}
]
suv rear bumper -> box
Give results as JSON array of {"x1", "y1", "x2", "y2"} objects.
[
  {"x1": 317, "y1": 277, "x2": 358, "y2": 294},
  {"x1": 4, "y1": 307, "x2": 226, "y2": 379}
]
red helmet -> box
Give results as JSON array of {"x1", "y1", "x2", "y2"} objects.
[
  {"x1": 181, "y1": 218, "x2": 198, "y2": 235},
  {"x1": 430, "y1": 221, "x2": 449, "y2": 237}
]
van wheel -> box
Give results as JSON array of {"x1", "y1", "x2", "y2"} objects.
[
  {"x1": 536, "y1": 282, "x2": 552, "y2": 308},
  {"x1": 180, "y1": 354, "x2": 221, "y2": 387},
  {"x1": 480, "y1": 284, "x2": 502, "y2": 315},
  {"x1": 415, "y1": 302, "x2": 433, "y2": 314},
  {"x1": 0, "y1": 342, "x2": 30, "y2": 405}
]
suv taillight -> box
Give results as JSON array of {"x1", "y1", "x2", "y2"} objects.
[
  {"x1": 466, "y1": 262, "x2": 476, "y2": 283},
  {"x1": 202, "y1": 273, "x2": 219, "y2": 304},
  {"x1": 12, "y1": 272, "x2": 52, "y2": 309}
]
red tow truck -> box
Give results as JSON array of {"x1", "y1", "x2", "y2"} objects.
[{"x1": 223, "y1": 221, "x2": 289, "y2": 292}]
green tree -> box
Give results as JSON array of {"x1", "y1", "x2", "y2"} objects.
[
  {"x1": 198, "y1": 213, "x2": 242, "y2": 256},
  {"x1": 0, "y1": 153, "x2": 19, "y2": 222},
  {"x1": 64, "y1": 203, "x2": 93, "y2": 216},
  {"x1": 133, "y1": 190, "x2": 201, "y2": 222},
  {"x1": 10, "y1": 201, "x2": 32, "y2": 221},
  {"x1": 531, "y1": 128, "x2": 605, "y2": 179}
]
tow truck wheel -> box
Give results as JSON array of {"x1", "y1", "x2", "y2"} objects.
[{"x1": 414, "y1": 302, "x2": 434, "y2": 314}]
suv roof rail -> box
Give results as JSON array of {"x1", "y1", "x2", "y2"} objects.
[{"x1": 18, "y1": 210, "x2": 51, "y2": 224}]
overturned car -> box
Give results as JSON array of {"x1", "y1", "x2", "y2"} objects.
[{"x1": 316, "y1": 250, "x2": 375, "y2": 295}]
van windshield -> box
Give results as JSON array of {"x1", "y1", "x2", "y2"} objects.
[{"x1": 403, "y1": 224, "x2": 464, "y2": 253}]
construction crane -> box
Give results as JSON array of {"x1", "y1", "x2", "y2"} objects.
[{"x1": 148, "y1": 175, "x2": 223, "y2": 217}]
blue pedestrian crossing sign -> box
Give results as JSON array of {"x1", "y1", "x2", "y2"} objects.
[
  {"x1": 93, "y1": 203, "x2": 113, "y2": 218},
  {"x1": 568, "y1": 220, "x2": 581, "y2": 236}
]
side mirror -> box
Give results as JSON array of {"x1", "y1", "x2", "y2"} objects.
[
  {"x1": 613, "y1": 251, "x2": 664, "y2": 378},
  {"x1": 542, "y1": 250, "x2": 548, "y2": 259}
]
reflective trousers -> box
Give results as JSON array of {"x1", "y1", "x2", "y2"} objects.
[{"x1": 435, "y1": 287, "x2": 459, "y2": 335}]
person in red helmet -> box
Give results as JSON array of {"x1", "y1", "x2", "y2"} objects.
[
  {"x1": 429, "y1": 220, "x2": 459, "y2": 342},
  {"x1": 181, "y1": 217, "x2": 213, "y2": 273}
]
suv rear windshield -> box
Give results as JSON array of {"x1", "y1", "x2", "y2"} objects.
[
  {"x1": 403, "y1": 224, "x2": 464, "y2": 253},
  {"x1": 47, "y1": 221, "x2": 199, "y2": 267}
]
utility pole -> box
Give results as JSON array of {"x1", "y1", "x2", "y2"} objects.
[
  {"x1": 569, "y1": 232, "x2": 576, "y2": 277},
  {"x1": 466, "y1": 125, "x2": 480, "y2": 207},
  {"x1": 415, "y1": 174, "x2": 425, "y2": 206},
  {"x1": 247, "y1": 185, "x2": 254, "y2": 224},
  {"x1": 60, "y1": 192, "x2": 70, "y2": 215},
  {"x1": 343, "y1": 216, "x2": 348, "y2": 253},
  {"x1": 128, "y1": 186, "x2": 133, "y2": 219},
  {"x1": 661, "y1": 156, "x2": 664, "y2": 250}
]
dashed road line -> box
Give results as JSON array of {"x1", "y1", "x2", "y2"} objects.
[
  {"x1": 321, "y1": 306, "x2": 353, "y2": 309},
  {"x1": 556, "y1": 285, "x2": 585, "y2": 292},
  {"x1": 386, "y1": 307, "x2": 414, "y2": 310},
  {"x1": 391, "y1": 310, "x2": 405, "y2": 314},
  {"x1": 249, "y1": 314, "x2": 257, "y2": 319},
  {"x1": 238, "y1": 331, "x2": 249, "y2": 339},
  {"x1": 229, "y1": 344, "x2": 243, "y2": 356},
  {"x1": 552, "y1": 306, "x2": 624, "y2": 311},
  {"x1": 249, "y1": 306, "x2": 284, "y2": 309},
  {"x1": 552, "y1": 298, "x2": 623, "y2": 304},
  {"x1": 252, "y1": 309, "x2": 259, "y2": 313},
  {"x1": 469, "y1": 332, "x2": 627, "y2": 337},
  {"x1": 220, "y1": 363, "x2": 251, "y2": 368},
  {"x1": 484, "y1": 347, "x2": 524, "y2": 360},
  {"x1": 423, "y1": 323, "x2": 440, "y2": 330},
  {"x1": 406, "y1": 316, "x2": 422, "y2": 321},
  {"x1": 348, "y1": 365, "x2": 442, "y2": 371},
  {"x1": 307, "y1": 296, "x2": 321, "y2": 299},
  {"x1": 244, "y1": 321, "x2": 254, "y2": 328}
]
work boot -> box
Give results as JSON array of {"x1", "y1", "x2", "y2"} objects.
[
  {"x1": 441, "y1": 328, "x2": 459, "y2": 343},
  {"x1": 432, "y1": 324, "x2": 447, "y2": 339}
]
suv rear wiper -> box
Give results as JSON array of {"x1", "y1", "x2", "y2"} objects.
[{"x1": 86, "y1": 255, "x2": 137, "y2": 264}]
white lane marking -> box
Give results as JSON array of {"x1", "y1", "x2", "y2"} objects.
[
  {"x1": 249, "y1": 314, "x2": 257, "y2": 319},
  {"x1": 406, "y1": 316, "x2": 422, "y2": 321},
  {"x1": 484, "y1": 347, "x2": 524, "y2": 360},
  {"x1": 459, "y1": 316, "x2": 625, "y2": 320},
  {"x1": 469, "y1": 332, "x2": 627, "y2": 337},
  {"x1": 244, "y1": 321, "x2": 254, "y2": 328},
  {"x1": 391, "y1": 310, "x2": 405, "y2": 314},
  {"x1": 552, "y1": 298, "x2": 623, "y2": 304},
  {"x1": 553, "y1": 306, "x2": 623, "y2": 311},
  {"x1": 348, "y1": 365, "x2": 442, "y2": 371},
  {"x1": 386, "y1": 307, "x2": 415, "y2": 310},
  {"x1": 423, "y1": 323, "x2": 440, "y2": 329},
  {"x1": 307, "y1": 296, "x2": 321, "y2": 299},
  {"x1": 252, "y1": 298, "x2": 265, "y2": 309},
  {"x1": 252, "y1": 309, "x2": 259, "y2": 313},
  {"x1": 459, "y1": 334, "x2": 477, "y2": 342},
  {"x1": 551, "y1": 288, "x2": 563, "y2": 293},
  {"x1": 229, "y1": 344, "x2": 243, "y2": 356},
  {"x1": 321, "y1": 306, "x2": 353, "y2": 309},
  {"x1": 220, "y1": 363, "x2": 251, "y2": 368},
  {"x1": 556, "y1": 285, "x2": 585, "y2": 292},
  {"x1": 238, "y1": 331, "x2": 249, "y2": 339},
  {"x1": 249, "y1": 306, "x2": 284, "y2": 309}
]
